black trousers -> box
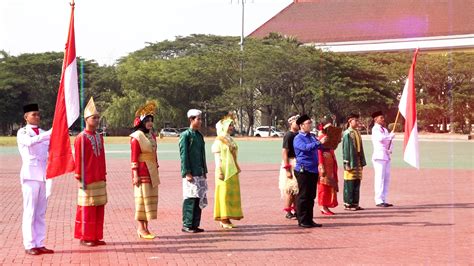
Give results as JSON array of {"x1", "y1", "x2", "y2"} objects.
[
  {"x1": 182, "y1": 198, "x2": 202, "y2": 229},
  {"x1": 294, "y1": 170, "x2": 318, "y2": 225}
]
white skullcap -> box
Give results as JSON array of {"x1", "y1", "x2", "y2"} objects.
[
  {"x1": 187, "y1": 109, "x2": 202, "y2": 118},
  {"x1": 287, "y1": 114, "x2": 300, "y2": 124}
]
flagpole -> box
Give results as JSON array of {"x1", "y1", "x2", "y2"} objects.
[
  {"x1": 391, "y1": 110, "x2": 400, "y2": 133},
  {"x1": 80, "y1": 59, "x2": 85, "y2": 190},
  {"x1": 74, "y1": 0, "x2": 85, "y2": 240}
]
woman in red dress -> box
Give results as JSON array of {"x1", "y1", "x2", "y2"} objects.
[{"x1": 317, "y1": 117, "x2": 340, "y2": 215}]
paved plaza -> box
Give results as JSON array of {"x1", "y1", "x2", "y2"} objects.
[{"x1": 0, "y1": 141, "x2": 473, "y2": 265}]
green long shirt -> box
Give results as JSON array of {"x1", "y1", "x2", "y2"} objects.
[
  {"x1": 179, "y1": 128, "x2": 207, "y2": 178},
  {"x1": 342, "y1": 127, "x2": 367, "y2": 170}
]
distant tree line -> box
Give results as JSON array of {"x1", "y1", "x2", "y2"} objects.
[{"x1": 1, "y1": 34, "x2": 472, "y2": 135}]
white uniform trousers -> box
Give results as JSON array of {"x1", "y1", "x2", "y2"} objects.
[
  {"x1": 373, "y1": 159, "x2": 391, "y2": 204},
  {"x1": 22, "y1": 180, "x2": 48, "y2": 249}
]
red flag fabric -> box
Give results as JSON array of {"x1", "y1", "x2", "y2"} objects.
[
  {"x1": 398, "y1": 49, "x2": 419, "y2": 169},
  {"x1": 46, "y1": 4, "x2": 80, "y2": 178}
]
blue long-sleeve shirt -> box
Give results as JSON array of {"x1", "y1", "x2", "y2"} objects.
[{"x1": 293, "y1": 132, "x2": 322, "y2": 174}]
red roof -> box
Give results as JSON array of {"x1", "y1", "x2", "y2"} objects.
[{"x1": 249, "y1": 0, "x2": 474, "y2": 43}]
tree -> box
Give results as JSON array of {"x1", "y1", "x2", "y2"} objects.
[
  {"x1": 115, "y1": 35, "x2": 240, "y2": 130},
  {"x1": 0, "y1": 52, "x2": 63, "y2": 134}
]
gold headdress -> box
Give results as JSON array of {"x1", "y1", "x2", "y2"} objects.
[
  {"x1": 84, "y1": 97, "x2": 99, "y2": 119},
  {"x1": 134, "y1": 101, "x2": 157, "y2": 126}
]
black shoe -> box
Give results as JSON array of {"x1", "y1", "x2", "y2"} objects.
[
  {"x1": 80, "y1": 240, "x2": 97, "y2": 247},
  {"x1": 376, "y1": 203, "x2": 386, "y2": 207},
  {"x1": 344, "y1": 204, "x2": 355, "y2": 211},
  {"x1": 384, "y1": 203, "x2": 393, "y2": 207},
  {"x1": 25, "y1": 248, "x2": 41, "y2": 255},
  {"x1": 36, "y1": 247, "x2": 54, "y2": 254},
  {"x1": 193, "y1": 227, "x2": 205, "y2": 233},
  {"x1": 298, "y1": 223, "x2": 314, "y2": 228},
  {"x1": 181, "y1": 227, "x2": 197, "y2": 233},
  {"x1": 311, "y1": 222, "x2": 323, "y2": 227},
  {"x1": 285, "y1": 212, "x2": 294, "y2": 219}
]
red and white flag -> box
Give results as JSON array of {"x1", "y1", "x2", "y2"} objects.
[
  {"x1": 47, "y1": 4, "x2": 79, "y2": 178},
  {"x1": 398, "y1": 49, "x2": 419, "y2": 169}
]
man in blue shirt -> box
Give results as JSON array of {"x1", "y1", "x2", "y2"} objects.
[{"x1": 293, "y1": 114, "x2": 328, "y2": 228}]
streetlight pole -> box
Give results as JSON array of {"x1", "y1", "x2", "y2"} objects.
[{"x1": 239, "y1": 0, "x2": 245, "y2": 136}]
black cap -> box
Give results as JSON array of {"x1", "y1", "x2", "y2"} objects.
[
  {"x1": 296, "y1": 114, "x2": 311, "y2": 125},
  {"x1": 23, "y1": 104, "x2": 39, "y2": 114},
  {"x1": 346, "y1": 113, "x2": 359, "y2": 121},
  {"x1": 371, "y1": 111, "x2": 384, "y2": 119}
]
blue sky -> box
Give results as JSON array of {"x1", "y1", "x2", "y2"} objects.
[{"x1": 0, "y1": 0, "x2": 291, "y2": 65}]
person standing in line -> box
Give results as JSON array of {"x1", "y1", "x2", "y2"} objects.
[
  {"x1": 74, "y1": 97, "x2": 107, "y2": 247},
  {"x1": 293, "y1": 114, "x2": 327, "y2": 228},
  {"x1": 317, "y1": 116, "x2": 340, "y2": 215},
  {"x1": 179, "y1": 109, "x2": 208, "y2": 233},
  {"x1": 342, "y1": 113, "x2": 367, "y2": 211},
  {"x1": 212, "y1": 115, "x2": 243, "y2": 229},
  {"x1": 370, "y1": 111, "x2": 395, "y2": 208},
  {"x1": 279, "y1": 114, "x2": 300, "y2": 219},
  {"x1": 130, "y1": 102, "x2": 160, "y2": 239},
  {"x1": 17, "y1": 103, "x2": 54, "y2": 255}
]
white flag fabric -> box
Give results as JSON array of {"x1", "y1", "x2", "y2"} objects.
[{"x1": 398, "y1": 49, "x2": 419, "y2": 169}]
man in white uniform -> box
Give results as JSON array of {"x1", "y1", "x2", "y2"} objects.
[
  {"x1": 17, "y1": 104, "x2": 54, "y2": 255},
  {"x1": 371, "y1": 111, "x2": 395, "y2": 207}
]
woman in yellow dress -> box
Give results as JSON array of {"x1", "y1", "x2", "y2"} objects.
[
  {"x1": 212, "y1": 115, "x2": 243, "y2": 229},
  {"x1": 130, "y1": 102, "x2": 160, "y2": 239}
]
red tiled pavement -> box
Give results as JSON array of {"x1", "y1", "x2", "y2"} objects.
[{"x1": 0, "y1": 155, "x2": 472, "y2": 265}]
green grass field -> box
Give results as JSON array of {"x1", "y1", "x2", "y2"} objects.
[{"x1": 2, "y1": 136, "x2": 472, "y2": 170}]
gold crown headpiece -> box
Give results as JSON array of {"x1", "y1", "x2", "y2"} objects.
[
  {"x1": 84, "y1": 97, "x2": 99, "y2": 119},
  {"x1": 135, "y1": 101, "x2": 157, "y2": 118},
  {"x1": 133, "y1": 101, "x2": 157, "y2": 126}
]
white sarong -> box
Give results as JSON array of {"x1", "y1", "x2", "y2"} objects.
[{"x1": 183, "y1": 176, "x2": 208, "y2": 209}]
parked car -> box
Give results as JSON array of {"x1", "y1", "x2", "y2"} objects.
[
  {"x1": 177, "y1": 127, "x2": 188, "y2": 136},
  {"x1": 160, "y1": 128, "x2": 179, "y2": 137},
  {"x1": 253, "y1": 126, "x2": 284, "y2": 137}
]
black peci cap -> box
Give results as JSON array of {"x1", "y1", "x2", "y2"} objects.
[
  {"x1": 371, "y1": 111, "x2": 384, "y2": 119},
  {"x1": 23, "y1": 104, "x2": 39, "y2": 114},
  {"x1": 346, "y1": 113, "x2": 359, "y2": 121},
  {"x1": 296, "y1": 114, "x2": 311, "y2": 125}
]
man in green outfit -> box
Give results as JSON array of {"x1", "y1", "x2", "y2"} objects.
[
  {"x1": 179, "y1": 109, "x2": 208, "y2": 233},
  {"x1": 342, "y1": 113, "x2": 367, "y2": 211}
]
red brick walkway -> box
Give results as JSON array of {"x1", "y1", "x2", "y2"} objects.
[{"x1": 0, "y1": 155, "x2": 472, "y2": 265}]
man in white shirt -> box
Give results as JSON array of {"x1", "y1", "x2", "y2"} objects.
[
  {"x1": 17, "y1": 104, "x2": 54, "y2": 255},
  {"x1": 371, "y1": 111, "x2": 395, "y2": 207}
]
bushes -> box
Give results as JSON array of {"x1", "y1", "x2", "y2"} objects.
[{"x1": 388, "y1": 123, "x2": 403, "y2": 132}]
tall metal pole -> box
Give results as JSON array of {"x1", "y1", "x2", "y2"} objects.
[
  {"x1": 239, "y1": 0, "x2": 245, "y2": 135},
  {"x1": 80, "y1": 58, "x2": 85, "y2": 191},
  {"x1": 241, "y1": 0, "x2": 245, "y2": 52}
]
